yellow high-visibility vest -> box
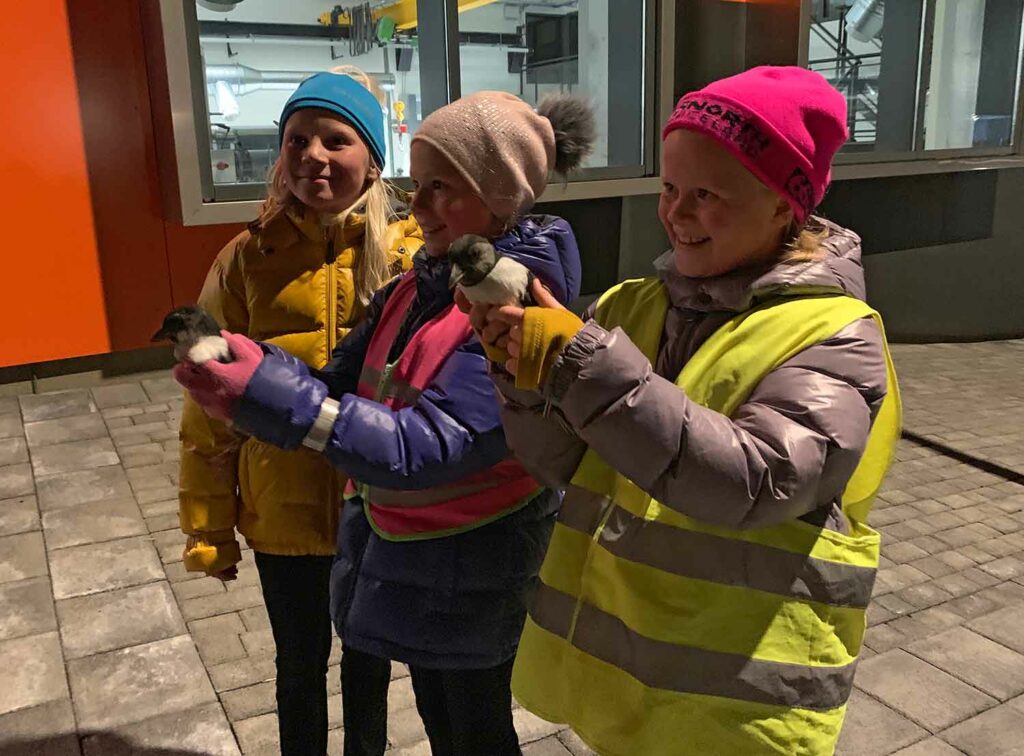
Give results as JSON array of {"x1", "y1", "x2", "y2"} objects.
[{"x1": 512, "y1": 277, "x2": 902, "y2": 756}]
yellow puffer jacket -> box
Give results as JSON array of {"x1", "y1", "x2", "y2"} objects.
[{"x1": 178, "y1": 207, "x2": 421, "y2": 573}]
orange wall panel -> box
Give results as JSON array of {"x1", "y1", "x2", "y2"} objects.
[
  {"x1": 65, "y1": 0, "x2": 174, "y2": 352},
  {"x1": 166, "y1": 221, "x2": 246, "y2": 305},
  {"x1": 0, "y1": 0, "x2": 110, "y2": 366}
]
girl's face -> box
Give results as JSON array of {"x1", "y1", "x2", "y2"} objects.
[
  {"x1": 281, "y1": 108, "x2": 376, "y2": 214},
  {"x1": 658, "y1": 129, "x2": 793, "y2": 278},
  {"x1": 410, "y1": 140, "x2": 502, "y2": 257}
]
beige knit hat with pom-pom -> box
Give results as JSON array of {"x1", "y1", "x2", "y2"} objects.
[{"x1": 412, "y1": 91, "x2": 595, "y2": 222}]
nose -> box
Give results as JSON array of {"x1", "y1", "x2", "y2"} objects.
[
  {"x1": 666, "y1": 191, "x2": 696, "y2": 223},
  {"x1": 410, "y1": 185, "x2": 428, "y2": 212},
  {"x1": 302, "y1": 137, "x2": 328, "y2": 165}
]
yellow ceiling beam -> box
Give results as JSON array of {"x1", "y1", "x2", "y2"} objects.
[{"x1": 320, "y1": 0, "x2": 499, "y2": 32}]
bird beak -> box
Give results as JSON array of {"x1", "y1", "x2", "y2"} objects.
[
  {"x1": 449, "y1": 265, "x2": 464, "y2": 290},
  {"x1": 151, "y1": 327, "x2": 169, "y2": 343}
]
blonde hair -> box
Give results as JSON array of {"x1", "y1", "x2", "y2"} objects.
[
  {"x1": 258, "y1": 65, "x2": 396, "y2": 306},
  {"x1": 781, "y1": 219, "x2": 830, "y2": 264}
]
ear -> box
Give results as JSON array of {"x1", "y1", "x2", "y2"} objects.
[{"x1": 774, "y1": 196, "x2": 795, "y2": 229}]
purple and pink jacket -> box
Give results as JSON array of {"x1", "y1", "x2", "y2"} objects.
[{"x1": 231, "y1": 215, "x2": 581, "y2": 668}]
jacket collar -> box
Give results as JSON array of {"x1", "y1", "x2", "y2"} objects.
[
  {"x1": 253, "y1": 204, "x2": 366, "y2": 253},
  {"x1": 655, "y1": 217, "x2": 866, "y2": 313}
]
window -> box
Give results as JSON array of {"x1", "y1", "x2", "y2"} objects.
[
  {"x1": 456, "y1": 0, "x2": 653, "y2": 175},
  {"x1": 163, "y1": 0, "x2": 660, "y2": 217},
  {"x1": 808, "y1": 0, "x2": 1024, "y2": 160}
]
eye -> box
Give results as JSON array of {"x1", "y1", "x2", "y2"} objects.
[
  {"x1": 661, "y1": 182, "x2": 676, "y2": 195},
  {"x1": 287, "y1": 135, "x2": 307, "y2": 147},
  {"x1": 431, "y1": 180, "x2": 445, "y2": 191},
  {"x1": 695, "y1": 188, "x2": 715, "y2": 201}
]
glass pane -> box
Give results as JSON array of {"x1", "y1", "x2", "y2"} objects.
[
  {"x1": 808, "y1": 0, "x2": 1024, "y2": 155},
  {"x1": 195, "y1": 1, "x2": 426, "y2": 186},
  {"x1": 455, "y1": 0, "x2": 648, "y2": 169},
  {"x1": 924, "y1": 0, "x2": 1023, "y2": 150},
  {"x1": 808, "y1": 1, "x2": 894, "y2": 153}
]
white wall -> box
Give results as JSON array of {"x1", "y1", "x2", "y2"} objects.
[{"x1": 924, "y1": 0, "x2": 986, "y2": 150}]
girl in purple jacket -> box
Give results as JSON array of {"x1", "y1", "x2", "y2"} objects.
[{"x1": 175, "y1": 92, "x2": 594, "y2": 756}]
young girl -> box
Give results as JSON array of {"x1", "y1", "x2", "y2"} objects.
[
  {"x1": 177, "y1": 68, "x2": 420, "y2": 756},
  {"x1": 470, "y1": 66, "x2": 902, "y2": 755},
  {"x1": 174, "y1": 91, "x2": 594, "y2": 756}
]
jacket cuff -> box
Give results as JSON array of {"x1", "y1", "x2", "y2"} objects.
[
  {"x1": 234, "y1": 355, "x2": 329, "y2": 449},
  {"x1": 183, "y1": 532, "x2": 242, "y2": 574},
  {"x1": 514, "y1": 308, "x2": 585, "y2": 392},
  {"x1": 544, "y1": 320, "x2": 609, "y2": 402}
]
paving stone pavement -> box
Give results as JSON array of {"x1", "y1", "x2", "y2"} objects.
[{"x1": 0, "y1": 339, "x2": 1021, "y2": 755}]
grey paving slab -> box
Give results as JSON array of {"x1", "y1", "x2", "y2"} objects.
[
  {"x1": 0, "y1": 437, "x2": 28, "y2": 466},
  {"x1": 0, "y1": 396, "x2": 20, "y2": 416},
  {"x1": 221, "y1": 680, "x2": 276, "y2": 721},
  {"x1": 891, "y1": 738, "x2": 965, "y2": 756},
  {"x1": 90, "y1": 382, "x2": 149, "y2": 409},
  {"x1": 968, "y1": 603, "x2": 1024, "y2": 655},
  {"x1": 0, "y1": 414, "x2": 23, "y2": 440},
  {"x1": 30, "y1": 437, "x2": 119, "y2": 477},
  {"x1": 35, "y1": 465, "x2": 133, "y2": 511},
  {"x1": 856, "y1": 649, "x2": 998, "y2": 731},
  {"x1": 41, "y1": 496, "x2": 146, "y2": 550},
  {"x1": 207, "y1": 654, "x2": 276, "y2": 693},
  {"x1": 57, "y1": 581, "x2": 186, "y2": 659},
  {"x1": 142, "y1": 376, "x2": 183, "y2": 403},
  {"x1": 522, "y1": 737, "x2": 575, "y2": 756},
  {"x1": 19, "y1": 390, "x2": 96, "y2": 423},
  {"x1": 513, "y1": 708, "x2": 566, "y2": 745},
  {"x1": 81, "y1": 702, "x2": 240, "y2": 755},
  {"x1": 0, "y1": 632, "x2": 69, "y2": 716},
  {"x1": 835, "y1": 690, "x2": 928, "y2": 755},
  {"x1": 49, "y1": 535, "x2": 163, "y2": 600},
  {"x1": 940, "y1": 696, "x2": 1024, "y2": 756},
  {"x1": 0, "y1": 576, "x2": 56, "y2": 641},
  {"x1": 23, "y1": 413, "x2": 108, "y2": 448},
  {"x1": 0, "y1": 463, "x2": 34, "y2": 499},
  {"x1": 0, "y1": 531, "x2": 47, "y2": 584},
  {"x1": 907, "y1": 627, "x2": 1024, "y2": 700},
  {"x1": 67, "y1": 634, "x2": 216, "y2": 731},
  {"x1": 0, "y1": 494, "x2": 39, "y2": 536},
  {"x1": 0, "y1": 698, "x2": 80, "y2": 756},
  {"x1": 233, "y1": 711, "x2": 278, "y2": 754}
]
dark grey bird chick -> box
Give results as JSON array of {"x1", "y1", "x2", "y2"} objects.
[
  {"x1": 152, "y1": 306, "x2": 231, "y2": 363},
  {"x1": 448, "y1": 235, "x2": 533, "y2": 306}
]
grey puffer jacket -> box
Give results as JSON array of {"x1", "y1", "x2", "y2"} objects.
[{"x1": 496, "y1": 219, "x2": 889, "y2": 532}]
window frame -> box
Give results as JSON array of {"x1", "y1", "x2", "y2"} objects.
[
  {"x1": 799, "y1": 0, "x2": 1024, "y2": 176},
  {"x1": 158, "y1": 0, "x2": 670, "y2": 226}
]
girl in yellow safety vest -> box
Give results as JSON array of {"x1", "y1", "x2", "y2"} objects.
[{"x1": 460, "y1": 66, "x2": 902, "y2": 755}]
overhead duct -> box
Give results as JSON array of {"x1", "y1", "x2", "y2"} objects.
[
  {"x1": 198, "y1": 0, "x2": 244, "y2": 11},
  {"x1": 846, "y1": 0, "x2": 884, "y2": 43}
]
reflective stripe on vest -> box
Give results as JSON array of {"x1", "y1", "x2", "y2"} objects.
[
  {"x1": 352, "y1": 271, "x2": 542, "y2": 541},
  {"x1": 511, "y1": 277, "x2": 902, "y2": 756}
]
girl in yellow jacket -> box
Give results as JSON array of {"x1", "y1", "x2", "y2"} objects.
[{"x1": 178, "y1": 67, "x2": 419, "y2": 756}]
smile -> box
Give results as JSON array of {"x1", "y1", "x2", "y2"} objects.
[
  {"x1": 421, "y1": 224, "x2": 447, "y2": 235},
  {"x1": 680, "y1": 236, "x2": 710, "y2": 245}
]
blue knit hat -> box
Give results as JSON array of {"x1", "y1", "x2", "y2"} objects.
[{"x1": 279, "y1": 72, "x2": 386, "y2": 169}]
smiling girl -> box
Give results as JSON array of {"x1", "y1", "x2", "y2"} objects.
[{"x1": 177, "y1": 67, "x2": 420, "y2": 756}]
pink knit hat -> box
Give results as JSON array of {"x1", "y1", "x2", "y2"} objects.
[
  {"x1": 412, "y1": 91, "x2": 594, "y2": 222},
  {"x1": 662, "y1": 66, "x2": 848, "y2": 224}
]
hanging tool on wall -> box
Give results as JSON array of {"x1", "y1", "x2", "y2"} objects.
[{"x1": 393, "y1": 99, "x2": 407, "y2": 142}]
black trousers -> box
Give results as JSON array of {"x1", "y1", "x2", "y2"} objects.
[
  {"x1": 340, "y1": 646, "x2": 521, "y2": 756},
  {"x1": 254, "y1": 552, "x2": 335, "y2": 756}
]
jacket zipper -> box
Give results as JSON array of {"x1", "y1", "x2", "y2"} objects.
[{"x1": 326, "y1": 231, "x2": 338, "y2": 354}]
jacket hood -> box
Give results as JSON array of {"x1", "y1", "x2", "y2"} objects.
[
  {"x1": 655, "y1": 217, "x2": 865, "y2": 313},
  {"x1": 494, "y1": 215, "x2": 582, "y2": 306}
]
